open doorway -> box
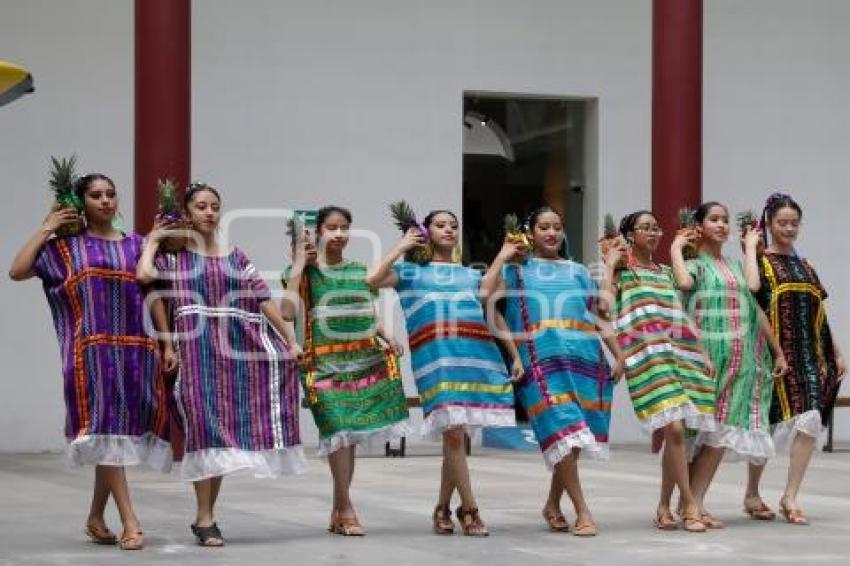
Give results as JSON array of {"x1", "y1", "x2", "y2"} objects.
[{"x1": 462, "y1": 93, "x2": 596, "y2": 268}]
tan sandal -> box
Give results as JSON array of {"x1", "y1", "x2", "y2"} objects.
[
  {"x1": 84, "y1": 521, "x2": 117, "y2": 545},
  {"x1": 432, "y1": 505, "x2": 454, "y2": 535},
  {"x1": 700, "y1": 511, "x2": 724, "y2": 529},
  {"x1": 456, "y1": 506, "x2": 489, "y2": 537},
  {"x1": 653, "y1": 509, "x2": 678, "y2": 531},
  {"x1": 119, "y1": 529, "x2": 144, "y2": 551},
  {"x1": 329, "y1": 510, "x2": 365, "y2": 536},
  {"x1": 573, "y1": 519, "x2": 597, "y2": 537},
  {"x1": 744, "y1": 498, "x2": 777, "y2": 521},
  {"x1": 542, "y1": 508, "x2": 570, "y2": 532},
  {"x1": 681, "y1": 512, "x2": 707, "y2": 533},
  {"x1": 779, "y1": 502, "x2": 809, "y2": 526}
]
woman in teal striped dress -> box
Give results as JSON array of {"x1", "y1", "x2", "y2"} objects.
[
  {"x1": 601, "y1": 210, "x2": 715, "y2": 533},
  {"x1": 482, "y1": 207, "x2": 622, "y2": 537},
  {"x1": 283, "y1": 206, "x2": 410, "y2": 536},
  {"x1": 671, "y1": 201, "x2": 788, "y2": 529},
  {"x1": 367, "y1": 209, "x2": 515, "y2": 537}
]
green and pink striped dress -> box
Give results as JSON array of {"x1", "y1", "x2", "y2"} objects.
[
  {"x1": 612, "y1": 265, "x2": 716, "y2": 436},
  {"x1": 155, "y1": 248, "x2": 307, "y2": 481},
  {"x1": 683, "y1": 254, "x2": 775, "y2": 463}
]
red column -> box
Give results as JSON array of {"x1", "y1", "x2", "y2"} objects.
[
  {"x1": 135, "y1": 0, "x2": 190, "y2": 233},
  {"x1": 652, "y1": 0, "x2": 702, "y2": 262}
]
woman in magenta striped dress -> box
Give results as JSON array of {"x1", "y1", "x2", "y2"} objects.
[
  {"x1": 10, "y1": 173, "x2": 172, "y2": 550},
  {"x1": 138, "y1": 183, "x2": 307, "y2": 547}
]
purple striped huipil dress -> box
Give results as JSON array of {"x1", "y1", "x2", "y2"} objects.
[
  {"x1": 154, "y1": 247, "x2": 306, "y2": 481},
  {"x1": 33, "y1": 232, "x2": 172, "y2": 470}
]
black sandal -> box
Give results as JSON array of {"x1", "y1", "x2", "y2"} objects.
[{"x1": 191, "y1": 523, "x2": 225, "y2": 547}]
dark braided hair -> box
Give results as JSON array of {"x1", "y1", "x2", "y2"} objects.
[
  {"x1": 422, "y1": 209, "x2": 458, "y2": 228},
  {"x1": 760, "y1": 192, "x2": 802, "y2": 247},
  {"x1": 183, "y1": 182, "x2": 221, "y2": 209},
  {"x1": 524, "y1": 205, "x2": 568, "y2": 258},
  {"x1": 618, "y1": 209, "x2": 655, "y2": 241}
]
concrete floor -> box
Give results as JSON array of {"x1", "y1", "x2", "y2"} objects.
[{"x1": 0, "y1": 445, "x2": 847, "y2": 566}]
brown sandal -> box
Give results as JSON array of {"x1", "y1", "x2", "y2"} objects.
[
  {"x1": 744, "y1": 498, "x2": 777, "y2": 521},
  {"x1": 456, "y1": 506, "x2": 489, "y2": 537},
  {"x1": 681, "y1": 513, "x2": 707, "y2": 533},
  {"x1": 653, "y1": 509, "x2": 678, "y2": 531},
  {"x1": 119, "y1": 529, "x2": 144, "y2": 551},
  {"x1": 700, "y1": 511, "x2": 724, "y2": 529},
  {"x1": 542, "y1": 508, "x2": 570, "y2": 532},
  {"x1": 329, "y1": 510, "x2": 366, "y2": 536},
  {"x1": 432, "y1": 505, "x2": 454, "y2": 535},
  {"x1": 573, "y1": 518, "x2": 597, "y2": 537},
  {"x1": 84, "y1": 522, "x2": 117, "y2": 545}
]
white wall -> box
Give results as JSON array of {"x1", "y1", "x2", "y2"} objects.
[
  {"x1": 0, "y1": 0, "x2": 133, "y2": 452},
  {"x1": 192, "y1": 0, "x2": 653, "y2": 446},
  {"x1": 704, "y1": 0, "x2": 850, "y2": 436}
]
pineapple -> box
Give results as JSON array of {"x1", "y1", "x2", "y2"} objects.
[
  {"x1": 48, "y1": 155, "x2": 83, "y2": 237},
  {"x1": 676, "y1": 207, "x2": 699, "y2": 260},
  {"x1": 389, "y1": 200, "x2": 431, "y2": 264},
  {"x1": 503, "y1": 213, "x2": 531, "y2": 253},
  {"x1": 736, "y1": 209, "x2": 763, "y2": 253},
  {"x1": 156, "y1": 178, "x2": 188, "y2": 252},
  {"x1": 598, "y1": 213, "x2": 626, "y2": 268}
]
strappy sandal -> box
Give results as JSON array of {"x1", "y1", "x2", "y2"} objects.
[
  {"x1": 573, "y1": 517, "x2": 597, "y2": 537},
  {"x1": 329, "y1": 510, "x2": 366, "y2": 536},
  {"x1": 700, "y1": 511, "x2": 724, "y2": 529},
  {"x1": 119, "y1": 529, "x2": 144, "y2": 551},
  {"x1": 456, "y1": 506, "x2": 489, "y2": 537},
  {"x1": 681, "y1": 512, "x2": 707, "y2": 533},
  {"x1": 779, "y1": 501, "x2": 809, "y2": 526},
  {"x1": 432, "y1": 505, "x2": 454, "y2": 535},
  {"x1": 653, "y1": 509, "x2": 678, "y2": 531},
  {"x1": 84, "y1": 521, "x2": 117, "y2": 545},
  {"x1": 744, "y1": 498, "x2": 777, "y2": 521},
  {"x1": 191, "y1": 523, "x2": 225, "y2": 547},
  {"x1": 542, "y1": 508, "x2": 570, "y2": 532}
]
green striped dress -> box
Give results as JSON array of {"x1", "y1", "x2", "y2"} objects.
[
  {"x1": 613, "y1": 265, "x2": 716, "y2": 435},
  {"x1": 683, "y1": 254, "x2": 775, "y2": 463},
  {"x1": 287, "y1": 260, "x2": 410, "y2": 455}
]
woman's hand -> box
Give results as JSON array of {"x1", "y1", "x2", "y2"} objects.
[
  {"x1": 612, "y1": 354, "x2": 626, "y2": 383},
  {"x1": 509, "y1": 356, "x2": 524, "y2": 383},
  {"x1": 395, "y1": 227, "x2": 426, "y2": 254},
  {"x1": 384, "y1": 336, "x2": 405, "y2": 357},
  {"x1": 161, "y1": 344, "x2": 179, "y2": 375},
  {"x1": 742, "y1": 225, "x2": 763, "y2": 251},
  {"x1": 773, "y1": 353, "x2": 789, "y2": 378},
  {"x1": 672, "y1": 228, "x2": 699, "y2": 251},
  {"x1": 835, "y1": 353, "x2": 846, "y2": 381},
  {"x1": 42, "y1": 208, "x2": 80, "y2": 234},
  {"x1": 497, "y1": 238, "x2": 527, "y2": 264},
  {"x1": 288, "y1": 342, "x2": 307, "y2": 366}
]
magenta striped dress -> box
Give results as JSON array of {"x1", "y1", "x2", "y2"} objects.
[
  {"x1": 33, "y1": 232, "x2": 172, "y2": 470},
  {"x1": 154, "y1": 248, "x2": 307, "y2": 480}
]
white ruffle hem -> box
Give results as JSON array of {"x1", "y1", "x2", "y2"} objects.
[
  {"x1": 65, "y1": 433, "x2": 173, "y2": 473},
  {"x1": 180, "y1": 446, "x2": 309, "y2": 482},
  {"x1": 542, "y1": 427, "x2": 609, "y2": 470},
  {"x1": 771, "y1": 409, "x2": 825, "y2": 453},
  {"x1": 420, "y1": 406, "x2": 516, "y2": 440},
  {"x1": 317, "y1": 420, "x2": 413, "y2": 457},
  {"x1": 639, "y1": 402, "x2": 717, "y2": 435},
  {"x1": 689, "y1": 424, "x2": 775, "y2": 465}
]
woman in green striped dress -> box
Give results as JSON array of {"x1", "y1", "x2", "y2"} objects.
[
  {"x1": 671, "y1": 201, "x2": 788, "y2": 529},
  {"x1": 601, "y1": 210, "x2": 715, "y2": 532},
  {"x1": 283, "y1": 206, "x2": 410, "y2": 536}
]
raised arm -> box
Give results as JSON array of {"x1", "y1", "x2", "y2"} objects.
[
  {"x1": 365, "y1": 227, "x2": 424, "y2": 289},
  {"x1": 480, "y1": 238, "x2": 523, "y2": 301},
  {"x1": 670, "y1": 229, "x2": 697, "y2": 291},
  {"x1": 8, "y1": 208, "x2": 80, "y2": 281},
  {"x1": 136, "y1": 217, "x2": 178, "y2": 286},
  {"x1": 280, "y1": 236, "x2": 317, "y2": 322},
  {"x1": 742, "y1": 227, "x2": 763, "y2": 292},
  {"x1": 598, "y1": 245, "x2": 625, "y2": 320}
]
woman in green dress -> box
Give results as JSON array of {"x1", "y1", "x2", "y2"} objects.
[
  {"x1": 670, "y1": 201, "x2": 787, "y2": 529},
  {"x1": 283, "y1": 206, "x2": 410, "y2": 536}
]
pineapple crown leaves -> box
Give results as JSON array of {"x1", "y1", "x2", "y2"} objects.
[
  {"x1": 503, "y1": 213, "x2": 525, "y2": 235},
  {"x1": 389, "y1": 200, "x2": 420, "y2": 233},
  {"x1": 677, "y1": 207, "x2": 697, "y2": 228},
  {"x1": 286, "y1": 214, "x2": 306, "y2": 245},
  {"x1": 736, "y1": 209, "x2": 758, "y2": 231},
  {"x1": 48, "y1": 154, "x2": 83, "y2": 210},
  {"x1": 602, "y1": 213, "x2": 618, "y2": 238},
  {"x1": 156, "y1": 178, "x2": 180, "y2": 213}
]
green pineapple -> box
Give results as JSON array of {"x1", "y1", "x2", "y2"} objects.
[
  {"x1": 677, "y1": 207, "x2": 698, "y2": 259},
  {"x1": 598, "y1": 212, "x2": 626, "y2": 267},
  {"x1": 157, "y1": 178, "x2": 187, "y2": 252},
  {"x1": 48, "y1": 154, "x2": 82, "y2": 237},
  {"x1": 602, "y1": 213, "x2": 618, "y2": 239},
  {"x1": 736, "y1": 210, "x2": 758, "y2": 234},
  {"x1": 389, "y1": 200, "x2": 430, "y2": 264}
]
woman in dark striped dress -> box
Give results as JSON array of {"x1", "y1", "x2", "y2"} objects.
[
  {"x1": 138, "y1": 183, "x2": 307, "y2": 547},
  {"x1": 10, "y1": 173, "x2": 172, "y2": 550},
  {"x1": 601, "y1": 210, "x2": 714, "y2": 532},
  {"x1": 743, "y1": 193, "x2": 846, "y2": 525}
]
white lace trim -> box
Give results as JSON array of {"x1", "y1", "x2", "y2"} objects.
[
  {"x1": 638, "y1": 402, "x2": 717, "y2": 434},
  {"x1": 65, "y1": 433, "x2": 172, "y2": 473},
  {"x1": 179, "y1": 446, "x2": 309, "y2": 481},
  {"x1": 420, "y1": 406, "x2": 516, "y2": 440},
  {"x1": 771, "y1": 410, "x2": 826, "y2": 453},
  {"x1": 542, "y1": 427, "x2": 609, "y2": 470},
  {"x1": 689, "y1": 423, "x2": 775, "y2": 464},
  {"x1": 316, "y1": 420, "x2": 413, "y2": 457}
]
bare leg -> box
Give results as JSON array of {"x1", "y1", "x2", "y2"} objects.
[
  {"x1": 744, "y1": 461, "x2": 770, "y2": 510},
  {"x1": 100, "y1": 466, "x2": 143, "y2": 548},
  {"x1": 87, "y1": 466, "x2": 112, "y2": 528},
  {"x1": 544, "y1": 470, "x2": 564, "y2": 515},
  {"x1": 557, "y1": 449, "x2": 594, "y2": 531},
  {"x1": 328, "y1": 446, "x2": 354, "y2": 514},
  {"x1": 688, "y1": 444, "x2": 725, "y2": 527},
  {"x1": 443, "y1": 428, "x2": 476, "y2": 510},
  {"x1": 192, "y1": 477, "x2": 223, "y2": 546},
  {"x1": 781, "y1": 432, "x2": 816, "y2": 510},
  {"x1": 210, "y1": 476, "x2": 223, "y2": 509}
]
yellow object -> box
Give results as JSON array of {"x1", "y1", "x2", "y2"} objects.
[{"x1": 0, "y1": 60, "x2": 34, "y2": 107}]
